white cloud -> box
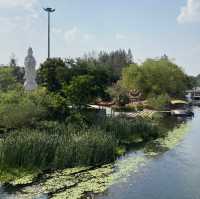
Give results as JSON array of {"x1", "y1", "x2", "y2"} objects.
[
  {"x1": 53, "y1": 28, "x2": 63, "y2": 34},
  {"x1": 115, "y1": 33, "x2": 126, "y2": 40},
  {"x1": 0, "y1": 13, "x2": 40, "y2": 34},
  {"x1": 83, "y1": 33, "x2": 95, "y2": 41},
  {"x1": 177, "y1": 0, "x2": 200, "y2": 23},
  {"x1": 64, "y1": 26, "x2": 79, "y2": 42},
  {"x1": 0, "y1": 0, "x2": 39, "y2": 11},
  {"x1": 64, "y1": 27, "x2": 95, "y2": 43},
  {"x1": 0, "y1": 0, "x2": 42, "y2": 34}
]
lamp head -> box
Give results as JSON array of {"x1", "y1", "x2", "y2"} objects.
[{"x1": 43, "y1": 7, "x2": 55, "y2": 12}]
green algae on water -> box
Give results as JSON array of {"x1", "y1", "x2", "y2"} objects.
[
  {"x1": 4, "y1": 156, "x2": 147, "y2": 199},
  {"x1": 145, "y1": 122, "x2": 191, "y2": 156},
  {"x1": 0, "y1": 168, "x2": 39, "y2": 184}
]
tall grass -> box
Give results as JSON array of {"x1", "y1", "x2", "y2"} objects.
[
  {"x1": 0, "y1": 117, "x2": 161, "y2": 171},
  {"x1": 0, "y1": 126, "x2": 116, "y2": 170},
  {"x1": 97, "y1": 117, "x2": 161, "y2": 143}
]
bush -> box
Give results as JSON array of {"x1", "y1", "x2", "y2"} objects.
[
  {"x1": 0, "y1": 89, "x2": 46, "y2": 131},
  {"x1": 0, "y1": 88, "x2": 69, "y2": 132}
]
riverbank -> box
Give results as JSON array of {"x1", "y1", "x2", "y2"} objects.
[{"x1": 0, "y1": 114, "x2": 192, "y2": 199}]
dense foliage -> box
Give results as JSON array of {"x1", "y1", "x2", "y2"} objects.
[
  {"x1": 0, "y1": 88, "x2": 69, "y2": 132},
  {"x1": 122, "y1": 59, "x2": 189, "y2": 98},
  {"x1": 0, "y1": 67, "x2": 19, "y2": 91}
]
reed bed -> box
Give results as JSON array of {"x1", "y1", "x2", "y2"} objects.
[
  {"x1": 0, "y1": 117, "x2": 160, "y2": 171},
  {"x1": 0, "y1": 127, "x2": 116, "y2": 170}
]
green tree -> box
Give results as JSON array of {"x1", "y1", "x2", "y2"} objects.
[
  {"x1": 122, "y1": 59, "x2": 188, "y2": 98},
  {"x1": 9, "y1": 53, "x2": 17, "y2": 67},
  {"x1": 0, "y1": 67, "x2": 19, "y2": 92},
  {"x1": 194, "y1": 74, "x2": 200, "y2": 87},
  {"x1": 186, "y1": 75, "x2": 197, "y2": 89},
  {"x1": 98, "y1": 49, "x2": 133, "y2": 81},
  {"x1": 64, "y1": 75, "x2": 99, "y2": 108},
  {"x1": 37, "y1": 58, "x2": 71, "y2": 92},
  {"x1": 107, "y1": 81, "x2": 129, "y2": 106},
  {"x1": 121, "y1": 63, "x2": 141, "y2": 91}
]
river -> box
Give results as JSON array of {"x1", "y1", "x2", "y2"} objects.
[
  {"x1": 96, "y1": 107, "x2": 200, "y2": 199},
  {"x1": 0, "y1": 108, "x2": 200, "y2": 199}
]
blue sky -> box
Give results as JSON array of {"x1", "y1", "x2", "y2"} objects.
[{"x1": 0, "y1": 0, "x2": 200, "y2": 75}]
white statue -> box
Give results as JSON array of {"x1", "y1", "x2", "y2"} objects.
[{"x1": 24, "y1": 47, "x2": 38, "y2": 91}]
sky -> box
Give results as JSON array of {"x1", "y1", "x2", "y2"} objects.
[{"x1": 0, "y1": 0, "x2": 200, "y2": 75}]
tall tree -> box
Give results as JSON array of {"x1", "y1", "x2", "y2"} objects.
[
  {"x1": 122, "y1": 58, "x2": 189, "y2": 98},
  {"x1": 0, "y1": 67, "x2": 18, "y2": 91},
  {"x1": 127, "y1": 49, "x2": 133, "y2": 64},
  {"x1": 9, "y1": 53, "x2": 17, "y2": 67},
  {"x1": 37, "y1": 58, "x2": 71, "y2": 92},
  {"x1": 64, "y1": 75, "x2": 99, "y2": 108},
  {"x1": 98, "y1": 49, "x2": 132, "y2": 81}
]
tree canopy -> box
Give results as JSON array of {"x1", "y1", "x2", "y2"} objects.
[
  {"x1": 121, "y1": 59, "x2": 189, "y2": 98},
  {"x1": 64, "y1": 75, "x2": 99, "y2": 108},
  {"x1": 0, "y1": 67, "x2": 18, "y2": 92}
]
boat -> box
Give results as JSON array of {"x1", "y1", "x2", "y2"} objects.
[{"x1": 170, "y1": 100, "x2": 194, "y2": 116}]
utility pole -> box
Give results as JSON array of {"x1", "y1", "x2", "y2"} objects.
[{"x1": 43, "y1": 7, "x2": 55, "y2": 59}]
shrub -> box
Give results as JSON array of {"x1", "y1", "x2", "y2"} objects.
[
  {"x1": 0, "y1": 89, "x2": 46, "y2": 131},
  {"x1": 0, "y1": 88, "x2": 69, "y2": 131}
]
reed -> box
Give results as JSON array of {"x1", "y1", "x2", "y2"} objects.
[{"x1": 0, "y1": 127, "x2": 116, "y2": 170}]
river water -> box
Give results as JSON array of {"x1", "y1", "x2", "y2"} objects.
[
  {"x1": 97, "y1": 107, "x2": 200, "y2": 199},
  {"x1": 0, "y1": 108, "x2": 200, "y2": 199}
]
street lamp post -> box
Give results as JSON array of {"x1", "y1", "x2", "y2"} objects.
[{"x1": 43, "y1": 7, "x2": 55, "y2": 59}]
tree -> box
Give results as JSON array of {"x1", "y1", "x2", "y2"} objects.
[
  {"x1": 121, "y1": 63, "x2": 141, "y2": 91},
  {"x1": 12, "y1": 66, "x2": 25, "y2": 84},
  {"x1": 107, "y1": 81, "x2": 129, "y2": 106},
  {"x1": 127, "y1": 49, "x2": 133, "y2": 64},
  {"x1": 161, "y1": 54, "x2": 169, "y2": 61},
  {"x1": 9, "y1": 53, "x2": 17, "y2": 67},
  {"x1": 0, "y1": 67, "x2": 19, "y2": 92},
  {"x1": 194, "y1": 74, "x2": 200, "y2": 87},
  {"x1": 186, "y1": 75, "x2": 197, "y2": 89},
  {"x1": 37, "y1": 58, "x2": 71, "y2": 92},
  {"x1": 64, "y1": 75, "x2": 99, "y2": 108},
  {"x1": 98, "y1": 49, "x2": 133, "y2": 81},
  {"x1": 122, "y1": 58, "x2": 189, "y2": 98}
]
